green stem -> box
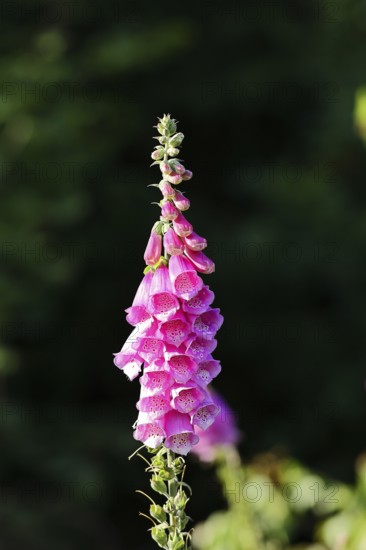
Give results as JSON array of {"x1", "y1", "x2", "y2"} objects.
[{"x1": 167, "y1": 449, "x2": 178, "y2": 544}]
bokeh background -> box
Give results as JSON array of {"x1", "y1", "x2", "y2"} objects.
[{"x1": 1, "y1": 0, "x2": 366, "y2": 548}]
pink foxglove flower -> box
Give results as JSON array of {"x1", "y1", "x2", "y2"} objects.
[
  {"x1": 144, "y1": 228, "x2": 162, "y2": 266},
  {"x1": 113, "y1": 114, "x2": 225, "y2": 548},
  {"x1": 172, "y1": 190, "x2": 190, "y2": 211},
  {"x1": 183, "y1": 231, "x2": 207, "y2": 251},
  {"x1": 159, "y1": 180, "x2": 175, "y2": 199},
  {"x1": 163, "y1": 227, "x2": 184, "y2": 255},
  {"x1": 172, "y1": 212, "x2": 193, "y2": 237},
  {"x1": 184, "y1": 247, "x2": 215, "y2": 274},
  {"x1": 164, "y1": 410, "x2": 199, "y2": 455},
  {"x1": 191, "y1": 390, "x2": 240, "y2": 463},
  {"x1": 125, "y1": 270, "x2": 153, "y2": 326},
  {"x1": 169, "y1": 254, "x2": 203, "y2": 300},
  {"x1": 161, "y1": 200, "x2": 179, "y2": 220},
  {"x1": 147, "y1": 265, "x2": 179, "y2": 321}
]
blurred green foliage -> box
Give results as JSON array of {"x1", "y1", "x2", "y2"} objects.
[
  {"x1": 0, "y1": 0, "x2": 366, "y2": 547},
  {"x1": 194, "y1": 450, "x2": 366, "y2": 550}
]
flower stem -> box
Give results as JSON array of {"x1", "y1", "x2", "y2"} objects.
[
  {"x1": 135, "y1": 445, "x2": 192, "y2": 549},
  {"x1": 167, "y1": 450, "x2": 178, "y2": 543}
]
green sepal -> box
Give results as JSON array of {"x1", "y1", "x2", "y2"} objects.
[
  {"x1": 158, "y1": 467, "x2": 175, "y2": 481},
  {"x1": 151, "y1": 525, "x2": 168, "y2": 548},
  {"x1": 143, "y1": 265, "x2": 152, "y2": 275},
  {"x1": 171, "y1": 536, "x2": 185, "y2": 550},
  {"x1": 150, "y1": 475, "x2": 168, "y2": 495},
  {"x1": 174, "y1": 490, "x2": 189, "y2": 509},
  {"x1": 150, "y1": 504, "x2": 167, "y2": 523}
]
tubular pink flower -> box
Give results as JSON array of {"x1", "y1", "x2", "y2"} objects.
[
  {"x1": 113, "y1": 350, "x2": 143, "y2": 381},
  {"x1": 184, "y1": 248, "x2": 215, "y2": 274},
  {"x1": 125, "y1": 271, "x2": 153, "y2": 326},
  {"x1": 144, "y1": 229, "x2": 162, "y2": 266},
  {"x1": 163, "y1": 227, "x2": 184, "y2": 255},
  {"x1": 172, "y1": 212, "x2": 193, "y2": 237},
  {"x1": 159, "y1": 180, "x2": 176, "y2": 199},
  {"x1": 165, "y1": 353, "x2": 197, "y2": 384},
  {"x1": 114, "y1": 330, "x2": 143, "y2": 380},
  {"x1": 137, "y1": 391, "x2": 171, "y2": 420},
  {"x1": 132, "y1": 336, "x2": 164, "y2": 362},
  {"x1": 160, "y1": 161, "x2": 171, "y2": 175},
  {"x1": 133, "y1": 418, "x2": 166, "y2": 448},
  {"x1": 171, "y1": 161, "x2": 185, "y2": 175},
  {"x1": 183, "y1": 231, "x2": 207, "y2": 251},
  {"x1": 164, "y1": 410, "x2": 199, "y2": 455},
  {"x1": 172, "y1": 190, "x2": 190, "y2": 211},
  {"x1": 169, "y1": 255, "x2": 203, "y2": 300},
  {"x1": 186, "y1": 336, "x2": 217, "y2": 362},
  {"x1": 191, "y1": 391, "x2": 240, "y2": 462},
  {"x1": 195, "y1": 357, "x2": 221, "y2": 386},
  {"x1": 140, "y1": 369, "x2": 174, "y2": 394},
  {"x1": 192, "y1": 400, "x2": 220, "y2": 430},
  {"x1": 171, "y1": 384, "x2": 206, "y2": 414},
  {"x1": 147, "y1": 265, "x2": 180, "y2": 321},
  {"x1": 167, "y1": 173, "x2": 183, "y2": 185},
  {"x1": 158, "y1": 313, "x2": 191, "y2": 347},
  {"x1": 161, "y1": 201, "x2": 178, "y2": 220},
  {"x1": 192, "y1": 308, "x2": 224, "y2": 339},
  {"x1": 181, "y1": 285, "x2": 215, "y2": 315}
]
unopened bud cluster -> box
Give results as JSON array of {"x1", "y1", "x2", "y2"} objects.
[{"x1": 144, "y1": 445, "x2": 192, "y2": 549}]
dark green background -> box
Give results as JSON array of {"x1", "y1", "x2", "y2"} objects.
[{"x1": 1, "y1": 0, "x2": 366, "y2": 547}]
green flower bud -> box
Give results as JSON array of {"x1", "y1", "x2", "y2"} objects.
[
  {"x1": 157, "y1": 114, "x2": 177, "y2": 137},
  {"x1": 158, "y1": 468, "x2": 175, "y2": 481},
  {"x1": 169, "y1": 132, "x2": 184, "y2": 147},
  {"x1": 157, "y1": 136, "x2": 167, "y2": 145},
  {"x1": 151, "y1": 148, "x2": 164, "y2": 161},
  {"x1": 173, "y1": 458, "x2": 185, "y2": 472},
  {"x1": 151, "y1": 526, "x2": 168, "y2": 548},
  {"x1": 151, "y1": 456, "x2": 165, "y2": 469},
  {"x1": 165, "y1": 119, "x2": 177, "y2": 136},
  {"x1": 150, "y1": 504, "x2": 167, "y2": 523},
  {"x1": 177, "y1": 510, "x2": 189, "y2": 530},
  {"x1": 167, "y1": 147, "x2": 180, "y2": 157},
  {"x1": 150, "y1": 475, "x2": 167, "y2": 495},
  {"x1": 172, "y1": 536, "x2": 185, "y2": 550},
  {"x1": 174, "y1": 490, "x2": 188, "y2": 509}
]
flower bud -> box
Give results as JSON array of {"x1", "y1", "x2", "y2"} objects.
[
  {"x1": 170, "y1": 160, "x2": 185, "y2": 175},
  {"x1": 161, "y1": 201, "x2": 178, "y2": 220},
  {"x1": 157, "y1": 114, "x2": 177, "y2": 136},
  {"x1": 151, "y1": 526, "x2": 168, "y2": 548},
  {"x1": 181, "y1": 169, "x2": 193, "y2": 181},
  {"x1": 172, "y1": 536, "x2": 185, "y2": 550},
  {"x1": 167, "y1": 173, "x2": 183, "y2": 185},
  {"x1": 151, "y1": 148, "x2": 164, "y2": 161},
  {"x1": 167, "y1": 147, "x2": 179, "y2": 157},
  {"x1": 183, "y1": 231, "x2": 207, "y2": 251},
  {"x1": 184, "y1": 248, "x2": 215, "y2": 273},
  {"x1": 172, "y1": 212, "x2": 193, "y2": 237},
  {"x1": 159, "y1": 180, "x2": 176, "y2": 199},
  {"x1": 150, "y1": 475, "x2": 167, "y2": 495},
  {"x1": 163, "y1": 228, "x2": 184, "y2": 255},
  {"x1": 169, "y1": 132, "x2": 184, "y2": 147},
  {"x1": 172, "y1": 190, "x2": 190, "y2": 211},
  {"x1": 160, "y1": 161, "x2": 171, "y2": 175},
  {"x1": 165, "y1": 118, "x2": 177, "y2": 136},
  {"x1": 150, "y1": 504, "x2": 167, "y2": 523},
  {"x1": 144, "y1": 230, "x2": 162, "y2": 266},
  {"x1": 158, "y1": 467, "x2": 175, "y2": 480}
]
